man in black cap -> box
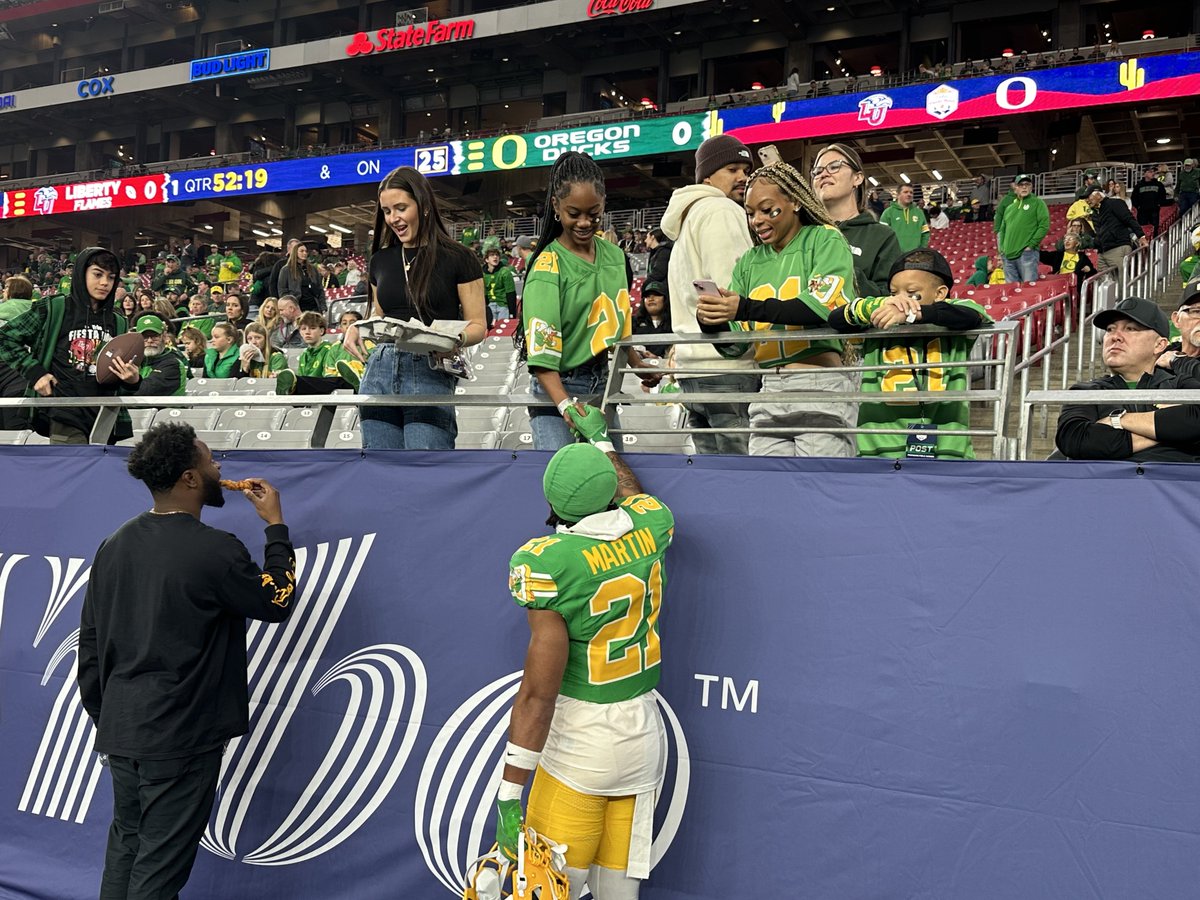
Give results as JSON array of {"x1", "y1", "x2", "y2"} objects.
[
  {"x1": 659, "y1": 134, "x2": 759, "y2": 454},
  {"x1": 1056, "y1": 297, "x2": 1200, "y2": 461},
  {"x1": 1086, "y1": 185, "x2": 1147, "y2": 274},
  {"x1": 113, "y1": 313, "x2": 189, "y2": 397},
  {"x1": 1075, "y1": 169, "x2": 1101, "y2": 200},
  {"x1": 150, "y1": 255, "x2": 193, "y2": 297}
]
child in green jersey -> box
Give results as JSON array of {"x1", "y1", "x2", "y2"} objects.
[
  {"x1": 274, "y1": 311, "x2": 362, "y2": 395},
  {"x1": 520, "y1": 152, "x2": 659, "y2": 450},
  {"x1": 697, "y1": 161, "x2": 858, "y2": 457},
  {"x1": 829, "y1": 248, "x2": 992, "y2": 459}
]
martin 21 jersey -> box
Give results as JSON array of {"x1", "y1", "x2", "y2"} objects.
[{"x1": 509, "y1": 494, "x2": 674, "y2": 704}]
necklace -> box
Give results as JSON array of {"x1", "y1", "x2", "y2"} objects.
[{"x1": 401, "y1": 245, "x2": 415, "y2": 275}]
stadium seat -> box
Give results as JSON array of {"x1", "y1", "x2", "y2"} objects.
[
  {"x1": 324, "y1": 430, "x2": 363, "y2": 450},
  {"x1": 23, "y1": 432, "x2": 49, "y2": 445},
  {"x1": 235, "y1": 377, "x2": 282, "y2": 394},
  {"x1": 621, "y1": 431, "x2": 695, "y2": 454},
  {"x1": 194, "y1": 429, "x2": 241, "y2": 450},
  {"x1": 216, "y1": 408, "x2": 289, "y2": 431},
  {"x1": 497, "y1": 430, "x2": 535, "y2": 450},
  {"x1": 500, "y1": 407, "x2": 531, "y2": 434},
  {"x1": 185, "y1": 378, "x2": 237, "y2": 394},
  {"x1": 128, "y1": 409, "x2": 156, "y2": 430},
  {"x1": 236, "y1": 429, "x2": 316, "y2": 449},
  {"x1": 154, "y1": 408, "x2": 221, "y2": 430},
  {"x1": 0, "y1": 430, "x2": 31, "y2": 444},
  {"x1": 454, "y1": 430, "x2": 500, "y2": 450},
  {"x1": 456, "y1": 407, "x2": 506, "y2": 432}
]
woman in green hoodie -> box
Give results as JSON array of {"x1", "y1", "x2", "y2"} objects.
[{"x1": 811, "y1": 143, "x2": 902, "y2": 297}]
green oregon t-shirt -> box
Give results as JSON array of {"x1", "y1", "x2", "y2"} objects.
[
  {"x1": 723, "y1": 224, "x2": 854, "y2": 368},
  {"x1": 843, "y1": 295, "x2": 992, "y2": 459},
  {"x1": 522, "y1": 237, "x2": 631, "y2": 371},
  {"x1": 509, "y1": 494, "x2": 674, "y2": 704}
]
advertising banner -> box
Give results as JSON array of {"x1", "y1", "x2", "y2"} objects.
[
  {"x1": 4, "y1": 52, "x2": 1199, "y2": 221},
  {"x1": 1, "y1": 174, "x2": 168, "y2": 219},
  {"x1": 419, "y1": 114, "x2": 709, "y2": 176},
  {"x1": 1, "y1": 448, "x2": 1198, "y2": 898},
  {"x1": 717, "y1": 50, "x2": 1200, "y2": 144}
]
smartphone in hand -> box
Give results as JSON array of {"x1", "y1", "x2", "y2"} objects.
[
  {"x1": 692, "y1": 279, "x2": 721, "y2": 296},
  {"x1": 757, "y1": 144, "x2": 782, "y2": 167}
]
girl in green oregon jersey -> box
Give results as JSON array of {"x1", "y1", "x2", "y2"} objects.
[
  {"x1": 519, "y1": 151, "x2": 660, "y2": 450},
  {"x1": 697, "y1": 161, "x2": 859, "y2": 457}
]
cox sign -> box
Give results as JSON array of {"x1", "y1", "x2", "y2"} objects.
[{"x1": 77, "y1": 76, "x2": 116, "y2": 99}]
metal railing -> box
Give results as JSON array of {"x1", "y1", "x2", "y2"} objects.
[
  {"x1": 1019, "y1": 389, "x2": 1200, "y2": 460},
  {"x1": 0, "y1": 320, "x2": 1022, "y2": 457},
  {"x1": 601, "y1": 323, "x2": 1020, "y2": 459}
]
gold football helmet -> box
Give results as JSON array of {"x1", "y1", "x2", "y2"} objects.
[{"x1": 462, "y1": 826, "x2": 570, "y2": 900}]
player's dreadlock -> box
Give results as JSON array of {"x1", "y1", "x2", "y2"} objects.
[
  {"x1": 745, "y1": 161, "x2": 837, "y2": 234},
  {"x1": 515, "y1": 152, "x2": 607, "y2": 358}
]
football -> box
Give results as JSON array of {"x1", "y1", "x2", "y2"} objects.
[{"x1": 95, "y1": 331, "x2": 146, "y2": 385}]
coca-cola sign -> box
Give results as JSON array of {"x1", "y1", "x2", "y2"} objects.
[{"x1": 586, "y1": 0, "x2": 654, "y2": 17}]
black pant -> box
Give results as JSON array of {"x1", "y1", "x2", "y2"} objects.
[
  {"x1": 100, "y1": 747, "x2": 223, "y2": 900},
  {"x1": 294, "y1": 375, "x2": 349, "y2": 394},
  {"x1": 1135, "y1": 205, "x2": 1160, "y2": 236}
]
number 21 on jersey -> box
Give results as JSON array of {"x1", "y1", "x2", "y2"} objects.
[{"x1": 587, "y1": 559, "x2": 663, "y2": 685}]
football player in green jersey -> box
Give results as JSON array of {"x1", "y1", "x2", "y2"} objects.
[
  {"x1": 696, "y1": 160, "x2": 858, "y2": 457},
  {"x1": 519, "y1": 152, "x2": 660, "y2": 451},
  {"x1": 829, "y1": 248, "x2": 992, "y2": 459},
  {"x1": 496, "y1": 404, "x2": 673, "y2": 900}
]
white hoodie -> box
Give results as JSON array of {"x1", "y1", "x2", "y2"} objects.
[{"x1": 660, "y1": 184, "x2": 755, "y2": 376}]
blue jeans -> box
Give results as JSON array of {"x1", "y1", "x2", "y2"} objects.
[
  {"x1": 359, "y1": 344, "x2": 458, "y2": 450},
  {"x1": 1002, "y1": 248, "x2": 1039, "y2": 284},
  {"x1": 529, "y1": 360, "x2": 613, "y2": 451}
]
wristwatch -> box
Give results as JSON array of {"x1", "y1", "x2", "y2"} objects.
[{"x1": 1109, "y1": 409, "x2": 1126, "y2": 430}]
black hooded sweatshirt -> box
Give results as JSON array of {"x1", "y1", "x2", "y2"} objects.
[{"x1": 47, "y1": 249, "x2": 123, "y2": 433}]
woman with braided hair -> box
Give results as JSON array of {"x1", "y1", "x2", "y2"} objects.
[
  {"x1": 697, "y1": 160, "x2": 858, "y2": 456},
  {"x1": 520, "y1": 151, "x2": 658, "y2": 450}
]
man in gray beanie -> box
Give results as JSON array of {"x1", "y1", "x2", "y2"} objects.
[{"x1": 660, "y1": 134, "x2": 759, "y2": 454}]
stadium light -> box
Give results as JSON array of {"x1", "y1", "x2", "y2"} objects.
[
  {"x1": 270, "y1": 228, "x2": 283, "y2": 235},
  {"x1": 900, "y1": 173, "x2": 911, "y2": 184},
  {"x1": 330, "y1": 223, "x2": 353, "y2": 234},
  {"x1": 310, "y1": 225, "x2": 328, "y2": 233},
  {"x1": 1156, "y1": 137, "x2": 1171, "y2": 144},
  {"x1": 868, "y1": 176, "x2": 879, "y2": 186},
  {"x1": 252, "y1": 229, "x2": 270, "y2": 238},
  {"x1": 932, "y1": 170, "x2": 943, "y2": 180}
]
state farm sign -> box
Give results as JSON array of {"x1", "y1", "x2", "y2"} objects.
[
  {"x1": 345, "y1": 19, "x2": 475, "y2": 56},
  {"x1": 586, "y1": 0, "x2": 654, "y2": 17}
]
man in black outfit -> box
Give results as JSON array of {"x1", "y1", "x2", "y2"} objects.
[
  {"x1": 78, "y1": 423, "x2": 296, "y2": 900},
  {"x1": 1131, "y1": 168, "x2": 1168, "y2": 238},
  {"x1": 1055, "y1": 297, "x2": 1200, "y2": 461},
  {"x1": 1086, "y1": 186, "x2": 1148, "y2": 275}
]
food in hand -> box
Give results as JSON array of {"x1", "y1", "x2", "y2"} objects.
[{"x1": 219, "y1": 479, "x2": 255, "y2": 491}]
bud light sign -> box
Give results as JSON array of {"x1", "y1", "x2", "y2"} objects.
[{"x1": 189, "y1": 49, "x2": 272, "y2": 82}]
